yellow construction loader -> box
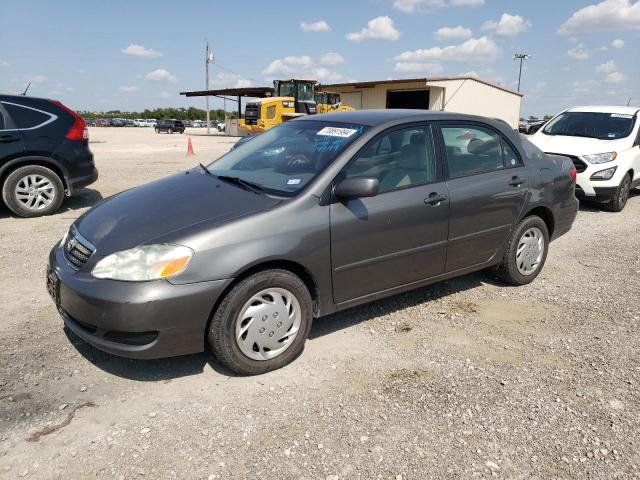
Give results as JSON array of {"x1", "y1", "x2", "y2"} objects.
[{"x1": 315, "y1": 91, "x2": 354, "y2": 114}]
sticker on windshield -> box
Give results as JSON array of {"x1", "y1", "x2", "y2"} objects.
[
  {"x1": 286, "y1": 178, "x2": 302, "y2": 185},
  {"x1": 317, "y1": 127, "x2": 359, "y2": 138},
  {"x1": 611, "y1": 114, "x2": 632, "y2": 118}
]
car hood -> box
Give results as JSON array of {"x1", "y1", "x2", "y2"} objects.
[
  {"x1": 530, "y1": 132, "x2": 630, "y2": 156},
  {"x1": 75, "y1": 168, "x2": 281, "y2": 255}
]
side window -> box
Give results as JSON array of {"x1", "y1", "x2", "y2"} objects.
[
  {"x1": 4, "y1": 103, "x2": 51, "y2": 129},
  {"x1": 441, "y1": 125, "x2": 505, "y2": 179},
  {"x1": 343, "y1": 125, "x2": 437, "y2": 193},
  {"x1": 502, "y1": 140, "x2": 521, "y2": 168}
]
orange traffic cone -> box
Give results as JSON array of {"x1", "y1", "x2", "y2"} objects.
[{"x1": 186, "y1": 137, "x2": 195, "y2": 155}]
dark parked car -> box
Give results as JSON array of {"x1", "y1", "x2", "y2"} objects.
[
  {"x1": 0, "y1": 94, "x2": 98, "y2": 217},
  {"x1": 47, "y1": 110, "x2": 577, "y2": 374},
  {"x1": 155, "y1": 120, "x2": 185, "y2": 134},
  {"x1": 109, "y1": 118, "x2": 126, "y2": 127}
]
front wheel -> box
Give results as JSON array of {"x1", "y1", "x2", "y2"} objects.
[
  {"x1": 604, "y1": 173, "x2": 631, "y2": 212},
  {"x1": 155, "y1": 128, "x2": 159, "y2": 133},
  {"x1": 208, "y1": 270, "x2": 313, "y2": 375},
  {"x1": 496, "y1": 216, "x2": 549, "y2": 286},
  {"x1": 2, "y1": 165, "x2": 64, "y2": 217}
]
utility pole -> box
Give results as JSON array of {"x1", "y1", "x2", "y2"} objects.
[
  {"x1": 205, "y1": 40, "x2": 213, "y2": 135},
  {"x1": 513, "y1": 53, "x2": 530, "y2": 93}
]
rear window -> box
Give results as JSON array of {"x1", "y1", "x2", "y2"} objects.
[
  {"x1": 3, "y1": 102, "x2": 53, "y2": 129},
  {"x1": 542, "y1": 111, "x2": 636, "y2": 140},
  {"x1": 175, "y1": 121, "x2": 184, "y2": 126}
]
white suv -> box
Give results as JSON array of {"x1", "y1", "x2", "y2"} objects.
[{"x1": 530, "y1": 106, "x2": 640, "y2": 211}]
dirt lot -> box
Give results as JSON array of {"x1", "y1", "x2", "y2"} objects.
[{"x1": 1, "y1": 127, "x2": 639, "y2": 479}]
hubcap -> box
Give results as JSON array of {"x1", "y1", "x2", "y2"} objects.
[
  {"x1": 14, "y1": 174, "x2": 55, "y2": 210},
  {"x1": 516, "y1": 227, "x2": 544, "y2": 276},
  {"x1": 235, "y1": 288, "x2": 301, "y2": 361}
]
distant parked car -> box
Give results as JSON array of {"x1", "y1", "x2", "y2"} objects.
[
  {"x1": 110, "y1": 118, "x2": 125, "y2": 127},
  {"x1": 182, "y1": 120, "x2": 193, "y2": 128},
  {"x1": 527, "y1": 120, "x2": 546, "y2": 134},
  {"x1": 217, "y1": 121, "x2": 225, "y2": 132},
  {"x1": 0, "y1": 94, "x2": 98, "y2": 217},
  {"x1": 96, "y1": 119, "x2": 110, "y2": 127},
  {"x1": 124, "y1": 119, "x2": 135, "y2": 127},
  {"x1": 47, "y1": 110, "x2": 578, "y2": 374},
  {"x1": 155, "y1": 119, "x2": 185, "y2": 134},
  {"x1": 530, "y1": 105, "x2": 640, "y2": 212}
]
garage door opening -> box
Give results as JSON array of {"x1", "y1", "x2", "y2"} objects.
[{"x1": 386, "y1": 89, "x2": 429, "y2": 109}]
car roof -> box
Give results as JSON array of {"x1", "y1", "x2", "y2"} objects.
[
  {"x1": 296, "y1": 109, "x2": 514, "y2": 129},
  {"x1": 567, "y1": 105, "x2": 639, "y2": 115}
]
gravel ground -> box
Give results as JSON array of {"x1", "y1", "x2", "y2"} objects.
[{"x1": 1, "y1": 127, "x2": 639, "y2": 479}]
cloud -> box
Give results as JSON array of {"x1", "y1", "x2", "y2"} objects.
[
  {"x1": 566, "y1": 44, "x2": 590, "y2": 60},
  {"x1": 29, "y1": 75, "x2": 47, "y2": 83},
  {"x1": 300, "y1": 20, "x2": 331, "y2": 32},
  {"x1": 596, "y1": 45, "x2": 609, "y2": 51},
  {"x1": 392, "y1": 0, "x2": 483, "y2": 12},
  {"x1": 612, "y1": 38, "x2": 625, "y2": 48},
  {"x1": 558, "y1": 0, "x2": 640, "y2": 35},
  {"x1": 0, "y1": 60, "x2": 9, "y2": 67},
  {"x1": 481, "y1": 13, "x2": 531, "y2": 37},
  {"x1": 605, "y1": 71, "x2": 627, "y2": 83},
  {"x1": 119, "y1": 85, "x2": 140, "y2": 92},
  {"x1": 159, "y1": 91, "x2": 170, "y2": 98},
  {"x1": 596, "y1": 60, "x2": 617, "y2": 73},
  {"x1": 434, "y1": 25, "x2": 473, "y2": 40},
  {"x1": 262, "y1": 55, "x2": 346, "y2": 82},
  {"x1": 394, "y1": 62, "x2": 444, "y2": 74},
  {"x1": 121, "y1": 43, "x2": 162, "y2": 59},
  {"x1": 210, "y1": 72, "x2": 253, "y2": 88},
  {"x1": 346, "y1": 16, "x2": 400, "y2": 41},
  {"x1": 395, "y1": 36, "x2": 500, "y2": 63},
  {"x1": 320, "y1": 52, "x2": 345, "y2": 65},
  {"x1": 145, "y1": 68, "x2": 178, "y2": 83}
]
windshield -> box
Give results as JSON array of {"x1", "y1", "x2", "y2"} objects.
[
  {"x1": 278, "y1": 82, "x2": 295, "y2": 98},
  {"x1": 542, "y1": 111, "x2": 636, "y2": 140},
  {"x1": 207, "y1": 120, "x2": 368, "y2": 196},
  {"x1": 297, "y1": 82, "x2": 314, "y2": 102}
]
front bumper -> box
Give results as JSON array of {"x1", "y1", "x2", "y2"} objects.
[{"x1": 48, "y1": 244, "x2": 231, "y2": 359}]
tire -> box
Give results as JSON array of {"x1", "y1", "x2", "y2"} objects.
[
  {"x1": 155, "y1": 128, "x2": 159, "y2": 133},
  {"x1": 2, "y1": 165, "x2": 64, "y2": 218},
  {"x1": 496, "y1": 215, "x2": 549, "y2": 286},
  {"x1": 208, "y1": 269, "x2": 313, "y2": 375},
  {"x1": 604, "y1": 173, "x2": 631, "y2": 212}
]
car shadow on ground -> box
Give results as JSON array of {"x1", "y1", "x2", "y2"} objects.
[
  {"x1": 64, "y1": 271, "x2": 498, "y2": 381},
  {"x1": 0, "y1": 188, "x2": 103, "y2": 219},
  {"x1": 577, "y1": 188, "x2": 640, "y2": 213}
]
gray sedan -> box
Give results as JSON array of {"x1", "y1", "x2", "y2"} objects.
[{"x1": 47, "y1": 110, "x2": 578, "y2": 375}]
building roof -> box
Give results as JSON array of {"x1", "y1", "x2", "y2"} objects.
[{"x1": 318, "y1": 76, "x2": 523, "y2": 97}]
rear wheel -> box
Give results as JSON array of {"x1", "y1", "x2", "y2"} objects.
[
  {"x1": 208, "y1": 269, "x2": 313, "y2": 375},
  {"x1": 496, "y1": 216, "x2": 549, "y2": 286},
  {"x1": 2, "y1": 165, "x2": 64, "y2": 217},
  {"x1": 604, "y1": 173, "x2": 631, "y2": 212}
]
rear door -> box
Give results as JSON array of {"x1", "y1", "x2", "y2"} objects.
[
  {"x1": 330, "y1": 123, "x2": 449, "y2": 303},
  {"x1": 0, "y1": 100, "x2": 27, "y2": 162},
  {"x1": 437, "y1": 122, "x2": 528, "y2": 272}
]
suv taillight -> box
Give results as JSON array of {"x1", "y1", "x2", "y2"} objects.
[
  {"x1": 569, "y1": 165, "x2": 577, "y2": 183},
  {"x1": 51, "y1": 100, "x2": 88, "y2": 141}
]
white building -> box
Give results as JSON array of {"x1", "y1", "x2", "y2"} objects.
[{"x1": 319, "y1": 76, "x2": 523, "y2": 128}]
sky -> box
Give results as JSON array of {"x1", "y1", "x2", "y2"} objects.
[{"x1": 0, "y1": 0, "x2": 638, "y2": 117}]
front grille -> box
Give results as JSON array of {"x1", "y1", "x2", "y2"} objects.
[
  {"x1": 63, "y1": 227, "x2": 95, "y2": 270},
  {"x1": 244, "y1": 103, "x2": 260, "y2": 125},
  {"x1": 548, "y1": 153, "x2": 587, "y2": 173}
]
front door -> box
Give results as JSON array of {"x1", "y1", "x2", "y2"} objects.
[
  {"x1": 330, "y1": 123, "x2": 449, "y2": 304},
  {"x1": 438, "y1": 122, "x2": 528, "y2": 272}
]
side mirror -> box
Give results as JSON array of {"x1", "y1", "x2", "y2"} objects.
[{"x1": 334, "y1": 177, "x2": 379, "y2": 199}]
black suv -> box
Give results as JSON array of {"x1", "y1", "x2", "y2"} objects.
[
  {"x1": 0, "y1": 95, "x2": 98, "y2": 217},
  {"x1": 155, "y1": 119, "x2": 185, "y2": 134}
]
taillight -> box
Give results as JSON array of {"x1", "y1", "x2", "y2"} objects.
[
  {"x1": 51, "y1": 100, "x2": 88, "y2": 141},
  {"x1": 569, "y1": 165, "x2": 577, "y2": 183}
]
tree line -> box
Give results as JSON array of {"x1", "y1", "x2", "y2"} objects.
[{"x1": 77, "y1": 107, "x2": 237, "y2": 121}]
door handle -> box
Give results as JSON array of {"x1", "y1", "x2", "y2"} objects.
[
  {"x1": 0, "y1": 135, "x2": 20, "y2": 144},
  {"x1": 509, "y1": 176, "x2": 525, "y2": 187},
  {"x1": 424, "y1": 192, "x2": 448, "y2": 205}
]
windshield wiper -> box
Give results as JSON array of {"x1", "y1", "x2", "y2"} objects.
[
  {"x1": 216, "y1": 175, "x2": 265, "y2": 195},
  {"x1": 198, "y1": 163, "x2": 212, "y2": 175}
]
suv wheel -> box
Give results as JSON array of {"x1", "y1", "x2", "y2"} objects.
[
  {"x1": 2, "y1": 165, "x2": 64, "y2": 217},
  {"x1": 605, "y1": 173, "x2": 631, "y2": 212},
  {"x1": 496, "y1": 215, "x2": 549, "y2": 286},
  {"x1": 208, "y1": 269, "x2": 313, "y2": 375}
]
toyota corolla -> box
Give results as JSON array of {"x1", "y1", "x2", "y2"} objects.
[{"x1": 47, "y1": 110, "x2": 578, "y2": 375}]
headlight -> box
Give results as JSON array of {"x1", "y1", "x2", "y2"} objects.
[
  {"x1": 92, "y1": 244, "x2": 193, "y2": 281},
  {"x1": 590, "y1": 166, "x2": 617, "y2": 180},
  {"x1": 582, "y1": 152, "x2": 617, "y2": 164},
  {"x1": 282, "y1": 101, "x2": 294, "y2": 108}
]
